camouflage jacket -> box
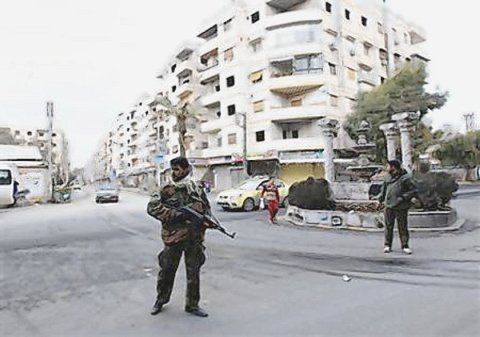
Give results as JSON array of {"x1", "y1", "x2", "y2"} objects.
[{"x1": 147, "y1": 180, "x2": 211, "y2": 246}]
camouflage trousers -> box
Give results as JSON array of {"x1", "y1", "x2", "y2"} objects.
[{"x1": 156, "y1": 240, "x2": 206, "y2": 309}]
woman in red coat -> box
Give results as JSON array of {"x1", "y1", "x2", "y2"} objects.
[{"x1": 260, "y1": 177, "x2": 280, "y2": 224}]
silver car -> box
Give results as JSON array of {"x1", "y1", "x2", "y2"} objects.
[{"x1": 95, "y1": 185, "x2": 119, "y2": 203}]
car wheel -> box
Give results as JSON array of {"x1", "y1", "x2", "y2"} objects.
[{"x1": 242, "y1": 198, "x2": 255, "y2": 212}]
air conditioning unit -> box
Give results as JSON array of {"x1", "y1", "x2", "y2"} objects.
[{"x1": 329, "y1": 43, "x2": 338, "y2": 51}]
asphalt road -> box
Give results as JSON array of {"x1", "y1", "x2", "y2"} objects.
[{"x1": 0, "y1": 189, "x2": 479, "y2": 337}]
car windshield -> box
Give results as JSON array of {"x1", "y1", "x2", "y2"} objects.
[
  {"x1": 236, "y1": 180, "x2": 264, "y2": 190},
  {"x1": 97, "y1": 185, "x2": 117, "y2": 191}
]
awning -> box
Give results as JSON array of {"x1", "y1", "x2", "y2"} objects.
[
  {"x1": 271, "y1": 84, "x2": 322, "y2": 96},
  {"x1": 249, "y1": 70, "x2": 263, "y2": 82},
  {"x1": 270, "y1": 57, "x2": 293, "y2": 64}
]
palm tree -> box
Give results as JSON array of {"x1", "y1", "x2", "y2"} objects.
[{"x1": 154, "y1": 94, "x2": 202, "y2": 157}]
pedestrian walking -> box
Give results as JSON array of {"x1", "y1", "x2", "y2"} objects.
[
  {"x1": 377, "y1": 160, "x2": 418, "y2": 255},
  {"x1": 147, "y1": 156, "x2": 213, "y2": 317},
  {"x1": 260, "y1": 177, "x2": 280, "y2": 224}
]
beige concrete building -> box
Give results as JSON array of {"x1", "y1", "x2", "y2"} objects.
[{"x1": 96, "y1": 0, "x2": 428, "y2": 190}]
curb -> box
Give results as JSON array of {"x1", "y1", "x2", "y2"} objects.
[{"x1": 281, "y1": 217, "x2": 467, "y2": 233}]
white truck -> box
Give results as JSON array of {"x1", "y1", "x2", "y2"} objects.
[{"x1": 0, "y1": 164, "x2": 19, "y2": 207}]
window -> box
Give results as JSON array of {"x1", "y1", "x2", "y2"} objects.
[
  {"x1": 253, "y1": 100, "x2": 264, "y2": 112},
  {"x1": 345, "y1": 9, "x2": 350, "y2": 20},
  {"x1": 380, "y1": 76, "x2": 386, "y2": 84},
  {"x1": 256, "y1": 131, "x2": 265, "y2": 142},
  {"x1": 14, "y1": 130, "x2": 20, "y2": 135},
  {"x1": 330, "y1": 95, "x2": 338, "y2": 107},
  {"x1": 249, "y1": 70, "x2": 263, "y2": 83},
  {"x1": 171, "y1": 64, "x2": 176, "y2": 73},
  {"x1": 363, "y1": 43, "x2": 371, "y2": 56},
  {"x1": 326, "y1": 2, "x2": 332, "y2": 13},
  {"x1": 217, "y1": 137, "x2": 222, "y2": 147},
  {"x1": 223, "y1": 18, "x2": 232, "y2": 32},
  {"x1": 228, "y1": 133, "x2": 237, "y2": 145},
  {"x1": 0, "y1": 170, "x2": 12, "y2": 186},
  {"x1": 282, "y1": 129, "x2": 300, "y2": 139},
  {"x1": 172, "y1": 145, "x2": 179, "y2": 154},
  {"x1": 226, "y1": 76, "x2": 235, "y2": 87},
  {"x1": 377, "y1": 22, "x2": 383, "y2": 34},
  {"x1": 328, "y1": 63, "x2": 337, "y2": 75},
  {"x1": 38, "y1": 131, "x2": 45, "y2": 137},
  {"x1": 291, "y1": 98, "x2": 302, "y2": 107},
  {"x1": 294, "y1": 55, "x2": 323, "y2": 73},
  {"x1": 227, "y1": 104, "x2": 236, "y2": 116},
  {"x1": 216, "y1": 111, "x2": 221, "y2": 118},
  {"x1": 347, "y1": 68, "x2": 356, "y2": 81},
  {"x1": 172, "y1": 85, "x2": 177, "y2": 93},
  {"x1": 52, "y1": 133, "x2": 57, "y2": 137},
  {"x1": 361, "y1": 16, "x2": 368, "y2": 27},
  {"x1": 250, "y1": 38, "x2": 262, "y2": 52},
  {"x1": 27, "y1": 131, "x2": 32, "y2": 136},
  {"x1": 251, "y1": 11, "x2": 260, "y2": 24},
  {"x1": 224, "y1": 47, "x2": 234, "y2": 62},
  {"x1": 201, "y1": 142, "x2": 209, "y2": 149}
]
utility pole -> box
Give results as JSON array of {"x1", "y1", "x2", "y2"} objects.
[
  {"x1": 46, "y1": 101, "x2": 54, "y2": 200},
  {"x1": 463, "y1": 113, "x2": 475, "y2": 133},
  {"x1": 236, "y1": 112, "x2": 248, "y2": 177},
  {"x1": 382, "y1": 0, "x2": 391, "y2": 78}
]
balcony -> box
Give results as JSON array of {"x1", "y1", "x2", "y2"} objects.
[
  {"x1": 198, "y1": 60, "x2": 219, "y2": 82},
  {"x1": 253, "y1": 137, "x2": 324, "y2": 154},
  {"x1": 267, "y1": 42, "x2": 323, "y2": 61},
  {"x1": 176, "y1": 58, "x2": 197, "y2": 77},
  {"x1": 357, "y1": 71, "x2": 377, "y2": 86},
  {"x1": 200, "y1": 116, "x2": 236, "y2": 133},
  {"x1": 269, "y1": 72, "x2": 326, "y2": 96},
  {"x1": 266, "y1": 9, "x2": 321, "y2": 31},
  {"x1": 202, "y1": 147, "x2": 241, "y2": 160},
  {"x1": 267, "y1": 0, "x2": 307, "y2": 11},
  {"x1": 176, "y1": 81, "x2": 197, "y2": 100},
  {"x1": 200, "y1": 85, "x2": 222, "y2": 107},
  {"x1": 267, "y1": 106, "x2": 331, "y2": 124},
  {"x1": 358, "y1": 53, "x2": 375, "y2": 69},
  {"x1": 408, "y1": 25, "x2": 426, "y2": 45}
]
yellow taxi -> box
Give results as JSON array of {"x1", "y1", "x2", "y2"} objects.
[{"x1": 215, "y1": 176, "x2": 288, "y2": 211}]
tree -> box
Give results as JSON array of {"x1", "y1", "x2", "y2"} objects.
[
  {"x1": 435, "y1": 130, "x2": 480, "y2": 180},
  {"x1": 155, "y1": 95, "x2": 201, "y2": 158},
  {"x1": 344, "y1": 64, "x2": 448, "y2": 162}
]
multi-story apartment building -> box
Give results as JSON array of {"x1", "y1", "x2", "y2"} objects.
[
  {"x1": 96, "y1": 0, "x2": 428, "y2": 190},
  {"x1": 1, "y1": 126, "x2": 70, "y2": 184}
]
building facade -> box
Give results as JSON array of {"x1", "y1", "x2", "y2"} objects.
[
  {"x1": 95, "y1": 0, "x2": 428, "y2": 190},
  {"x1": 1, "y1": 126, "x2": 70, "y2": 185}
]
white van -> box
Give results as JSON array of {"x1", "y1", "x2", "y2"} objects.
[{"x1": 0, "y1": 164, "x2": 17, "y2": 207}]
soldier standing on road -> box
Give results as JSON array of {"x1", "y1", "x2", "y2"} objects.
[
  {"x1": 147, "y1": 156, "x2": 212, "y2": 317},
  {"x1": 260, "y1": 177, "x2": 280, "y2": 224},
  {"x1": 378, "y1": 160, "x2": 418, "y2": 255}
]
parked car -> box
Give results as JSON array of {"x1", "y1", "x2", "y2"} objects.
[
  {"x1": 95, "y1": 184, "x2": 119, "y2": 203},
  {"x1": 216, "y1": 176, "x2": 288, "y2": 211}
]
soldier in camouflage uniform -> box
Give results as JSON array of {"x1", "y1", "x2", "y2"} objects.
[{"x1": 147, "y1": 157, "x2": 212, "y2": 317}]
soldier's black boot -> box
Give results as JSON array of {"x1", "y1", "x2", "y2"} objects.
[
  {"x1": 150, "y1": 298, "x2": 163, "y2": 316},
  {"x1": 185, "y1": 306, "x2": 208, "y2": 318}
]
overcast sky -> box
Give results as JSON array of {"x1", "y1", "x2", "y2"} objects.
[{"x1": 0, "y1": 0, "x2": 477, "y2": 168}]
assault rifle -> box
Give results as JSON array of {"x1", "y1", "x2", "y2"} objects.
[{"x1": 178, "y1": 206, "x2": 236, "y2": 239}]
